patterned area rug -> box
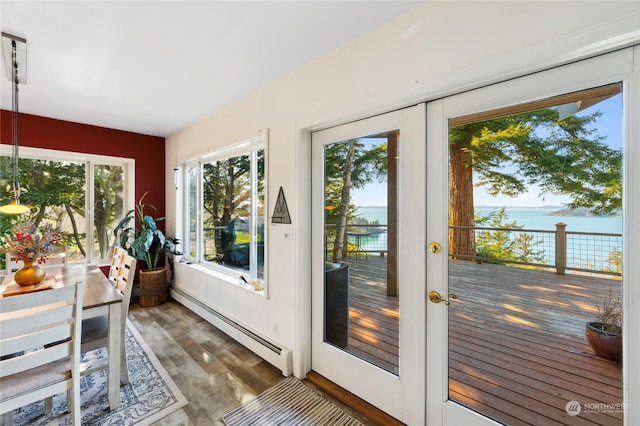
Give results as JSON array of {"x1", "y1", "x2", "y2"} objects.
[
  {"x1": 6, "y1": 321, "x2": 188, "y2": 425},
  {"x1": 222, "y1": 376, "x2": 364, "y2": 426}
]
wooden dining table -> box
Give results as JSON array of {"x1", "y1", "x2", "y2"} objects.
[{"x1": 1, "y1": 264, "x2": 123, "y2": 410}]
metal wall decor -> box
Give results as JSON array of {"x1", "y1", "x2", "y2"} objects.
[{"x1": 271, "y1": 186, "x2": 291, "y2": 224}]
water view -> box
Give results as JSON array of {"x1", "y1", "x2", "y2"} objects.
[{"x1": 353, "y1": 206, "x2": 622, "y2": 270}]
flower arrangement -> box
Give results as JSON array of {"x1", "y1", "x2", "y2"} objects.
[{"x1": 1, "y1": 220, "x2": 61, "y2": 264}]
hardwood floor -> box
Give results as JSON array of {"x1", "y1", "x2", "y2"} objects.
[{"x1": 127, "y1": 300, "x2": 380, "y2": 426}]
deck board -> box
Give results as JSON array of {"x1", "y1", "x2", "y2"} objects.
[{"x1": 341, "y1": 256, "x2": 622, "y2": 425}]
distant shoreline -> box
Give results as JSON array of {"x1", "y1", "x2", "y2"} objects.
[{"x1": 357, "y1": 205, "x2": 622, "y2": 220}]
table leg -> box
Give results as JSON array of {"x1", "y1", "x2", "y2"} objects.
[{"x1": 108, "y1": 303, "x2": 122, "y2": 410}]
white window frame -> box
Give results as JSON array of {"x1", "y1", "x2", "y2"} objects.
[
  {"x1": 181, "y1": 131, "x2": 268, "y2": 292},
  {"x1": 0, "y1": 146, "x2": 135, "y2": 264}
]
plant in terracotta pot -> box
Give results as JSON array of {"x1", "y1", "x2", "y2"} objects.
[
  {"x1": 585, "y1": 284, "x2": 622, "y2": 361},
  {"x1": 113, "y1": 192, "x2": 181, "y2": 306}
]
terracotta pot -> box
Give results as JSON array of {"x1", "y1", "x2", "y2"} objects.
[
  {"x1": 139, "y1": 267, "x2": 168, "y2": 307},
  {"x1": 14, "y1": 259, "x2": 46, "y2": 286},
  {"x1": 585, "y1": 321, "x2": 622, "y2": 361}
]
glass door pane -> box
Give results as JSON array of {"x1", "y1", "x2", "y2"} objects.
[
  {"x1": 447, "y1": 85, "x2": 624, "y2": 425},
  {"x1": 323, "y1": 131, "x2": 399, "y2": 374}
]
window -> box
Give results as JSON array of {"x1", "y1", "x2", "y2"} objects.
[
  {"x1": 0, "y1": 147, "x2": 133, "y2": 265},
  {"x1": 183, "y1": 131, "x2": 267, "y2": 290}
]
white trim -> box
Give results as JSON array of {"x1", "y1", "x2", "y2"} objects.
[
  {"x1": 294, "y1": 128, "x2": 312, "y2": 379},
  {"x1": 623, "y1": 44, "x2": 640, "y2": 423},
  {"x1": 0, "y1": 145, "x2": 133, "y2": 165},
  {"x1": 178, "y1": 129, "x2": 267, "y2": 164}
]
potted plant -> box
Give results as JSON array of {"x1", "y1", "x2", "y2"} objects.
[
  {"x1": 113, "y1": 191, "x2": 181, "y2": 306},
  {"x1": 585, "y1": 284, "x2": 622, "y2": 361}
]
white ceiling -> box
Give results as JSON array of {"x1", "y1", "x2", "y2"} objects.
[{"x1": 1, "y1": 1, "x2": 423, "y2": 137}]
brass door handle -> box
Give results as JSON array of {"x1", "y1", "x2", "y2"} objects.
[
  {"x1": 429, "y1": 242, "x2": 441, "y2": 254},
  {"x1": 428, "y1": 291, "x2": 457, "y2": 306}
]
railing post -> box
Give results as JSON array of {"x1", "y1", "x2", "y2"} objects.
[{"x1": 555, "y1": 223, "x2": 566, "y2": 275}]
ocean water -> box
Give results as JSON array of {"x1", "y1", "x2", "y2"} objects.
[
  {"x1": 355, "y1": 206, "x2": 622, "y2": 234},
  {"x1": 353, "y1": 206, "x2": 622, "y2": 271}
]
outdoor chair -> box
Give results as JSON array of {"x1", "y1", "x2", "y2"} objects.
[{"x1": 0, "y1": 282, "x2": 85, "y2": 425}]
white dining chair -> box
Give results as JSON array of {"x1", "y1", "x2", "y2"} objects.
[
  {"x1": 106, "y1": 245, "x2": 127, "y2": 285},
  {"x1": 0, "y1": 282, "x2": 85, "y2": 425},
  {"x1": 81, "y1": 253, "x2": 137, "y2": 384}
]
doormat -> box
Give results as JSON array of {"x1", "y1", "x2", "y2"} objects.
[{"x1": 222, "y1": 376, "x2": 364, "y2": 426}]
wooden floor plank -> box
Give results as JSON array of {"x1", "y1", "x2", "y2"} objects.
[{"x1": 342, "y1": 256, "x2": 623, "y2": 425}]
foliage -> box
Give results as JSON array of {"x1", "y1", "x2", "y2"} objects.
[
  {"x1": 606, "y1": 248, "x2": 622, "y2": 274},
  {"x1": 94, "y1": 165, "x2": 125, "y2": 258},
  {"x1": 1, "y1": 156, "x2": 125, "y2": 261},
  {"x1": 324, "y1": 138, "x2": 388, "y2": 262},
  {"x1": 200, "y1": 150, "x2": 265, "y2": 264},
  {"x1": 452, "y1": 109, "x2": 621, "y2": 214},
  {"x1": 352, "y1": 215, "x2": 380, "y2": 226},
  {"x1": 113, "y1": 191, "x2": 181, "y2": 270},
  {"x1": 474, "y1": 208, "x2": 546, "y2": 265},
  {"x1": 449, "y1": 103, "x2": 622, "y2": 258},
  {"x1": 594, "y1": 285, "x2": 622, "y2": 333},
  {"x1": 0, "y1": 217, "x2": 60, "y2": 263}
]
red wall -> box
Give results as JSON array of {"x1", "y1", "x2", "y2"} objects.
[{"x1": 1, "y1": 110, "x2": 166, "y2": 221}]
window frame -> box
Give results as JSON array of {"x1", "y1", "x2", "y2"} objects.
[
  {"x1": 0, "y1": 145, "x2": 135, "y2": 264},
  {"x1": 181, "y1": 130, "x2": 268, "y2": 294}
]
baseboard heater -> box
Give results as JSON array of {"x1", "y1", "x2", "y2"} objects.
[{"x1": 171, "y1": 287, "x2": 292, "y2": 377}]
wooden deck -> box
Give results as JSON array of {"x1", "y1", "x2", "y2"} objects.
[
  {"x1": 344, "y1": 255, "x2": 399, "y2": 374},
  {"x1": 342, "y1": 256, "x2": 623, "y2": 425}
]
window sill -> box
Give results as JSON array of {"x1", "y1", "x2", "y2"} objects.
[{"x1": 176, "y1": 260, "x2": 267, "y2": 298}]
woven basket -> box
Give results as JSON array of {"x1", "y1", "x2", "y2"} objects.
[{"x1": 139, "y1": 268, "x2": 168, "y2": 307}]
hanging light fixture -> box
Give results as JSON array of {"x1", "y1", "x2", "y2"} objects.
[{"x1": 0, "y1": 32, "x2": 30, "y2": 214}]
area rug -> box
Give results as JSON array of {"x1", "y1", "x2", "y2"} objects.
[
  {"x1": 6, "y1": 321, "x2": 188, "y2": 426},
  {"x1": 222, "y1": 376, "x2": 364, "y2": 426}
]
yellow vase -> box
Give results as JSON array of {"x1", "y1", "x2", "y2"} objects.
[{"x1": 14, "y1": 259, "x2": 46, "y2": 286}]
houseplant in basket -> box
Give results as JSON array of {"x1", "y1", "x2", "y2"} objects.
[
  {"x1": 113, "y1": 192, "x2": 181, "y2": 306},
  {"x1": 585, "y1": 284, "x2": 622, "y2": 361}
]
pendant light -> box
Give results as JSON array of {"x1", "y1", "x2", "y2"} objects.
[{"x1": 0, "y1": 33, "x2": 30, "y2": 214}]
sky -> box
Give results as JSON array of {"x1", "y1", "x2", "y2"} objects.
[{"x1": 352, "y1": 93, "x2": 623, "y2": 208}]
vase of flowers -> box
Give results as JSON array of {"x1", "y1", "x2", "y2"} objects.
[{"x1": 2, "y1": 220, "x2": 61, "y2": 286}]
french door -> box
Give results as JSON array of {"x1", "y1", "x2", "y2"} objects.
[
  {"x1": 426, "y1": 48, "x2": 638, "y2": 425},
  {"x1": 311, "y1": 105, "x2": 425, "y2": 424}
]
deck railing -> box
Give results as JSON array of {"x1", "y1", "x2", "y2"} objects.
[
  {"x1": 449, "y1": 223, "x2": 622, "y2": 276},
  {"x1": 325, "y1": 223, "x2": 622, "y2": 277},
  {"x1": 325, "y1": 224, "x2": 389, "y2": 258}
]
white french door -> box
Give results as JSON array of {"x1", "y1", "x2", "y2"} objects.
[
  {"x1": 426, "y1": 47, "x2": 639, "y2": 425},
  {"x1": 311, "y1": 105, "x2": 425, "y2": 424}
]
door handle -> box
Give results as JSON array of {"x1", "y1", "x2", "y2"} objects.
[
  {"x1": 429, "y1": 242, "x2": 441, "y2": 254},
  {"x1": 428, "y1": 291, "x2": 457, "y2": 306}
]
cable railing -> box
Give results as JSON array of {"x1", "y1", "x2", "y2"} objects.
[
  {"x1": 449, "y1": 223, "x2": 622, "y2": 276},
  {"x1": 324, "y1": 223, "x2": 622, "y2": 277},
  {"x1": 325, "y1": 224, "x2": 388, "y2": 258}
]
